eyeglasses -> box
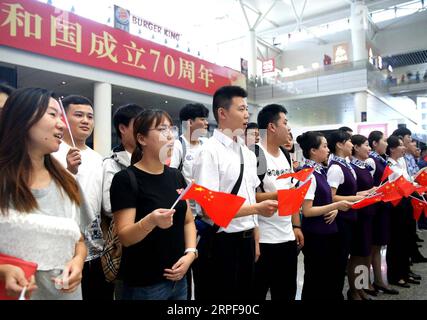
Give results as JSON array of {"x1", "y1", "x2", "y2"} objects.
[{"x1": 149, "y1": 125, "x2": 178, "y2": 138}]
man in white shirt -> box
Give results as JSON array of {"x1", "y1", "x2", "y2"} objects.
[
  {"x1": 254, "y1": 104, "x2": 304, "y2": 301},
  {"x1": 170, "y1": 103, "x2": 209, "y2": 185},
  {"x1": 192, "y1": 86, "x2": 277, "y2": 300},
  {"x1": 52, "y1": 95, "x2": 113, "y2": 300}
]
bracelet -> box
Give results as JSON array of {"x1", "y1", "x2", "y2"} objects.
[{"x1": 292, "y1": 225, "x2": 301, "y2": 229}]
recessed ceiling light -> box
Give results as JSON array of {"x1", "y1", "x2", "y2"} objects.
[
  {"x1": 165, "y1": 100, "x2": 168, "y2": 104},
  {"x1": 119, "y1": 92, "x2": 124, "y2": 95},
  {"x1": 60, "y1": 81, "x2": 67, "y2": 85}
]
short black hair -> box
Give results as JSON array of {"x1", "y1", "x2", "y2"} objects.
[
  {"x1": 392, "y1": 127, "x2": 412, "y2": 138},
  {"x1": 257, "y1": 104, "x2": 288, "y2": 130},
  {"x1": 368, "y1": 130, "x2": 384, "y2": 149},
  {"x1": 338, "y1": 126, "x2": 353, "y2": 134},
  {"x1": 351, "y1": 134, "x2": 368, "y2": 156},
  {"x1": 386, "y1": 135, "x2": 402, "y2": 155},
  {"x1": 61, "y1": 95, "x2": 93, "y2": 111},
  {"x1": 113, "y1": 103, "x2": 144, "y2": 139},
  {"x1": 179, "y1": 103, "x2": 209, "y2": 122},
  {"x1": 0, "y1": 83, "x2": 15, "y2": 96},
  {"x1": 212, "y1": 86, "x2": 247, "y2": 122},
  {"x1": 328, "y1": 130, "x2": 351, "y2": 154},
  {"x1": 296, "y1": 131, "x2": 324, "y2": 159}
]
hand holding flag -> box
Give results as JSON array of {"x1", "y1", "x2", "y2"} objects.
[
  {"x1": 351, "y1": 194, "x2": 383, "y2": 209},
  {"x1": 178, "y1": 182, "x2": 246, "y2": 228}
]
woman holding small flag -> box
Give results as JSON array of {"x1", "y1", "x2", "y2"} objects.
[
  {"x1": 327, "y1": 130, "x2": 370, "y2": 300},
  {"x1": 0, "y1": 88, "x2": 92, "y2": 300},
  {"x1": 110, "y1": 109, "x2": 197, "y2": 300},
  {"x1": 297, "y1": 131, "x2": 352, "y2": 300},
  {"x1": 386, "y1": 135, "x2": 421, "y2": 288},
  {"x1": 365, "y1": 131, "x2": 399, "y2": 295},
  {"x1": 349, "y1": 134, "x2": 380, "y2": 299}
]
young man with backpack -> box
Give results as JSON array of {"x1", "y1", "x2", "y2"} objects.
[
  {"x1": 253, "y1": 104, "x2": 304, "y2": 301},
  {"x1": 192, "y1": 86, "x2": 278, "y2": 300},
  {"x1": 101, "y1": 103, "x2": 144, "y2": 299},
  {"x1": 170, "y1": 103, "x2": 209, "y2": 184}
]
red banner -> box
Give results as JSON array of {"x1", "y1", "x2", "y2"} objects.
[{"x1": 0, "y1": 0, "x2": 245, "y2": 95}]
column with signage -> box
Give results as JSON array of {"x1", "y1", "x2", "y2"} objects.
[
  {"x1": 350, "y1": 0, "x2": 368, "y2": 122},
  {"x1": 248, "y1": 29, "x2": 257, "y2": 79},
  {"x1": 93, "y1": 82, "x2": 112, "y2": 156}
]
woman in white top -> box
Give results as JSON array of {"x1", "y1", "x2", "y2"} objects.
[
  {"x1": 0, "y1": 88, "x2": 89, "y2": 300},
  {"x1": 385, "y1": 135, "x2": 416, "y2": 288}
]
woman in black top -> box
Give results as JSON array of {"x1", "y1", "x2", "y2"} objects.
[{"x1": 110, "y1": 109, "x2": 197, "y2": 300}]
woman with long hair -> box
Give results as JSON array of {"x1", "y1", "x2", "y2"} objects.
[
  {"x1": 110, "y1": 109, "x2": 197, "y2": 300},
  {"x1": 0, "y1": 88, "x2": 91, "y2": 299},
  {"x1": 297, "y1": 131, "x2": 352, "y2": 300}
]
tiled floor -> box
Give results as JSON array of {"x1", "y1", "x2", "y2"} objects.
[{"x1": 294, "y1": 229, "x2": 427, "y2": 300}]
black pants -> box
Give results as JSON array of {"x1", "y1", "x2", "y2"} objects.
[
  {"x1": 386, "y1": 200, "x2": 411, "y2": 282},
  {"x1": 254, "y1": 241, "x2": 297, "y2": 301},
  {"x1": 195, "y1": 229, "x2": 255, "y2": 301},
  {"x1": 82, "y1": 257, "x2": 115, "y2": 300},
  {"x1": 302, "y1": 232, "x2": 342, "y2": 300}
]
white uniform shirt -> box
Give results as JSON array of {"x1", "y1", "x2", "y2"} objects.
[
  {"x1": 192, "y1": 129, "x2": 260, "y2": 233},
  {"x1": 388, "y1": 157, "x2": 411, "y2": 182},
  {"x1": 170, "y1": 135, "x2": 203, "y2": 184},
  {"x1": 256, "y1": 143, "x2": 295, "y2": 244}
]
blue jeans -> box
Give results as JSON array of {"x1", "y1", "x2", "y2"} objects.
[{"x1": 122, "y1": 278, "x2": 187, "y2": 300}]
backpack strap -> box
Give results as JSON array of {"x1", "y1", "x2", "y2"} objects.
[
  {"x1": 211, "y1": 147, "x2": 244, "y2": 232},
  {"x1": 178, "y1": 136, "x2": 186, "y2": 172},
  {"x1": 279, "y1": 146, "x2": 292, "y2": 167},
  {"x1": 252, "y1": 144, "x2": 267, "y2": 193}
]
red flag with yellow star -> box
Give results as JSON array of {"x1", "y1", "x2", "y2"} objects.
[
  {"x1": 352, "y1": 194, "x2": 383, "y2": 209},
  {"x1": 394, "y1": 175, "x2": 416, "y2": 198},
  {"x1": 376, "y1": 181, "x2": 403, "y2": 203},
  {"x1": 277, "y1": 180, "x2": 312, "y2": 216},
  {"x1": 181, "y1": 183, "x2": 246, "y2": 228},
  {"x1": 380, "y1": 165, "x2": 393, "y2": 182},
  {"x1": 276, "y1": 167, "x2": 314, "y2": 182},
  {"x1": 411, "y1": 198, "x2": 427, "y2": 221},
  {"x1": 415, "y1": 170, "x2": 427, "y2": 187}
]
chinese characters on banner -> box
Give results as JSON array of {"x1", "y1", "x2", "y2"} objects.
[{"x1": 0, "y1": 0, "x2": 246, "y2": 95}]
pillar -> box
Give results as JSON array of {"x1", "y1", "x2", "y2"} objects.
[
  {"x1": 93, "y1": 82, "x2": 112, "y2": 156},
  {"x1": 248, "y1": 29, "x2": 257, "y2": 79}
]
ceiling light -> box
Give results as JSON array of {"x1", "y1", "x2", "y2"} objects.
[
  {"x1": 60, "y1": 81, "x2": 67, "y2": 85},
  {"x1": 119, "y1": 92, "x2": 124, "y2": 95},
  {"x1": 165, "y1": 100, "x2": 168, "y2": 104}
]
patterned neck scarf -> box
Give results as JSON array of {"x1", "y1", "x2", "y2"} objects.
[
  {"x1": 351, "y1": 158, "x2": 373, "y2": 171},
  {"x1": 369, "y1": 151, "x2": 387, "y2": 166},
  {"x1": 331, "y1": 154, "x2": 356, "y2": 177},
  {"x1": 305, "y1": 159, "x2": 326, "y2": 176}
]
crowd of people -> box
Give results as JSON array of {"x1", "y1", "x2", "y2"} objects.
[{"x1": 0, "y1": 82, "x2": 426, "y2": 301}]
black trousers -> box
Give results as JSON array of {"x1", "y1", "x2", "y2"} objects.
[
  {"x1": 82, "y1": 257, "x2": 115, "y2": 300},
  {"x1": 302, "y1": 232, "x2": 342, "y2": 300},
  {"x1": 195, "y1": 229, "x2": 255, "y2": 301},
  {"x1": 336, "y1": 218, "x2": 355, "y2": 298},
  {"x1": 386, "y1": 200, "x2": 411, "y2": 282},
  {"x1": 254, "y1": 241, "x2": 297, "y2": 301}
]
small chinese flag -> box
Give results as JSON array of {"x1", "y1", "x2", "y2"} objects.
[
  {"x1": 277, "y1": 180, "x2": 312, "y2": 216},
  {"x1": 415, "y1": 170, "x2": 427, "y2": 187},
  {"x1": 276, "y1": 167, "x2": 314, "y2": 182},
  {"x1": 390, "y1": 198, "x2": 402, "y2": 207},
  {"x1": 394, "y1": 175, "x2": 416, "y2": 198},
  {"x1": 381, "y1": 166, "x2": 393, "y2": 182},
  {"x1": 415, "y1": 185, "x2": 427, "y2": 195},
  {"x1": 352, "y1": 194, "x2": 382, "y2": 209},
  {"x1": 376, "y1": 181, "x2": 403, "y2": 203},
  {"x1": 411, "y1": 198, "x2": 427, "y2": 221},
  {"x1": 181, "y1": 183, "x2": 245, "y2": 228}
]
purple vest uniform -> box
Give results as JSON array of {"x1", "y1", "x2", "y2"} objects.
[
  {"x1": 351, "y1": 163, "x2": 376, "y2": 217},
  {"x1": 329, "y1": 160, "x2": 358, "y2": 221},
  {"x1": 369, "y1": 155, "x2": 386, "y2": 186},
  {"x1": 302, "y1": 168, "x2": 338, "y2": 235}
]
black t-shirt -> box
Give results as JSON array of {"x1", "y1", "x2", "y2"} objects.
[{"x1": 110, "y1": 165, "x2": 188, "y2": 287}]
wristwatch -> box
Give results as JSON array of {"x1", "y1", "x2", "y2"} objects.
[{"x1": 184, "y1": 247, "x2": 198, "y2": 259}]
